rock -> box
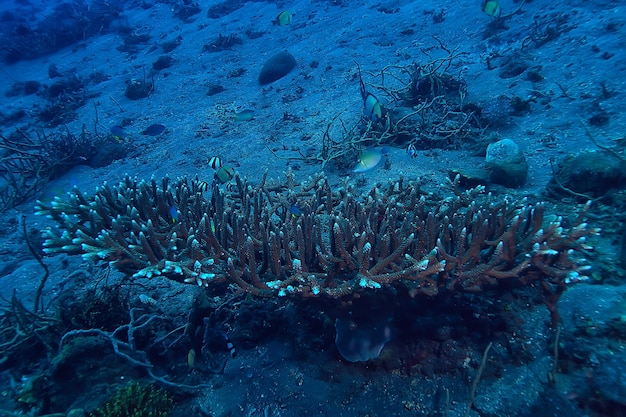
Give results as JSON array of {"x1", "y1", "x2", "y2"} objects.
[
  {"x1": 152, "y1": 55, "x2": 174, "y2": 70},
  {"x1": 485, "y1": 138, "x2": 528, "y2": 187},
  {"x1": 553, "y1": 284, "x2": 626, "y2": 409},
  {"x1": 594, "y1": 350, "x2": 626, "y2": 406},
  {"x1": 473, "y1": 357, "x2": 552, "y2": 417},
  {"x1": 334, "y1": 317, "x2": 391, "y2": 362},
  {"x1": 448, "y1": 167, "x2": 490, "y2": 188},
  {"x1": 258, "y1": 51, "x2": 297, "y2": 85},
  {"x1": 67, "y1": 409, "x2": 87, "y2": 417},
  {"x1": 546, "y1": 150, "x2": 626, "y2": 198}
]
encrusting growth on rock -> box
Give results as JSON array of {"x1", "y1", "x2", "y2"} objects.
[{"x1": 36, "y1": 170, "x2": 597, "y2": 319}]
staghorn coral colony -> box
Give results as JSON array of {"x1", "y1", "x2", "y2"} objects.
[{"x1": 36, "y1": 170, "x2": 597, "y2": 323}]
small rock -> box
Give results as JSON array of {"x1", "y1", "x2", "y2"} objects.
[
  {"x1": 485, "y1": 138, "x2": 528, "y2": 187},
  {"x1": 67, "y1": 409, "x2": 87, "y2": 417},
  {"x1": 547, "y1": 150, "x2": 626, "y2": 198},
  {"x1": 258, "y1": 51, "x2": 297, "y2": 85}
]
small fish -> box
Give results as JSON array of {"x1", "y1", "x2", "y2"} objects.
[
  {"x1": 481, "y1": 0, "x2": 501, "y2": 17},
  {"x1": 38, "y1": 176, "x2": 79, "y2": 203},
  {"x1": 208, "y1": 156, "x2": 223, "y2": 170},
  {"x1": 109, "y1": 125, "x2": 126, "y2": 141},
  {"x1": 353, "y1": 148, "x2": 383, "y2": 173},
  {"x1": 364, "y1": 92, "x2": 383, "y2": 122},
  {"x1": 187, "y1": 348, "x2": 196, "y2": 368},
  {"x1": 142, "y1": 123, "x2": 166, "y2": 136},
  {"x1": 222, "y1": 332, "x2": 237, "y2": 358},
  {"x1": 197, "y1": 180, "x2": 210, "y2": 192},
  {"x1": 215, "y1": 165, "x2": 235, "y2": 184},
  {"x1": 234, "y1": 109, "x2": 255, "y2": 122},
  {"x1": 274, "y1": 10, "x2": 292, "y2": 26},
  {"x1": 356, "y1": 62, "x2": 384, "y2": 122},
  {"x1": 288, "y1": 204, "x2": 302, "y2": 219},
  {"x1": 169, "y1": 206, "x2": 178, "y2": 223},
  {"x1": 407, "y1": 143, "x2": 418, "y2": 159}
]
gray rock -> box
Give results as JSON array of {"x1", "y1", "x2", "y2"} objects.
[
  {"x1": 67, "y1": 409, "x2": 87, "y2": 417},
  {"x1": 594, "y1": 349, "x2": 626, "y2": 405},
  {"x1": 546, "y1": 150, "x2": 626, "y2": 198},
  {"x1": 485, "y1": 138, "x2": 528, "y2": 187},
  {"x1": 258, "y1": 51, "x2": 297, "y2": 85}
]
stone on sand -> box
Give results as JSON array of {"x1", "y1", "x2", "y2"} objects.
[{"x1": 258, "y1": 51, "x2": 297, "y2": 85}]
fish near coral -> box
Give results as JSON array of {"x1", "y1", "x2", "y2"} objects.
[
  {"x1": 187, "y1": 348, "x2": 196, "y2": 368},
  {"x1": 406, "y1": 143, "x2": 418, "y2": 159},
  {"x1": 169, "y1": 206, "x2": 179, "y2": 223},
  {"x1": 208, "y1": 156, "x2": 222, "y2": 169},
  {"x1": 197, "y1": 180, "x2": 210, "y2": 192},
  {"x1": 353, "y1": 148, "x2": 383, "y2": 173},
  {"x1": 364, "y1": 92, "x2": 383, "y2": 122},
  {"x1": 215, "y1": 166, "x2": 235, "y2": 184},
  {"x1": 208, "y1": 155, "x2": 235, "y2": 184},
  {"x1": 288, "y1": 204, "x2": 302, "y2": 218}
]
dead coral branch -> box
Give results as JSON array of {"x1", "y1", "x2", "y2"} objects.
[{"x1": 36, "y1": 172, "x2": 597, "y2": 302}]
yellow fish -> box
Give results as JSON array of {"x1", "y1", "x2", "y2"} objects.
[
  {"x1": 187, "y1": 348, "x2": 196, "y2": 368},
  {"x1": 364, "y1": 93, "x2": 383, "y2": 122},
  {"x1": 234, "y1": 109, "x2": 255, "y2": 121},
  {"x1": 353, "y1": 149, "x2": 383, "y2": 173},
  {"x1": 482, "y1": 0, "x2": 501, "y2": 17},
  {"x1": 356, "y1": 62, "x2": 384, "y2": 122},
  {"x1": 215, "y1": 166, "x2": 235, "y2": 184},
  {"x1": 275, "y1": 11, "x2": 292, "y2": 26}
]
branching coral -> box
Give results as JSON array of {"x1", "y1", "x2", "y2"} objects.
[{"x1": 36, "y1": 171, "x2": 597, "y2": 321}]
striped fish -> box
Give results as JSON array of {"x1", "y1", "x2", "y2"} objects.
[
  {"x1": 196, "y1": 180, "x2": 210, "y2": 192},
  {"x1": 222, "y1": 332, "x2": 236, "y2": 358},
  {"x1": 208, "y1": 156, "x2": 223, "y2": 169}
]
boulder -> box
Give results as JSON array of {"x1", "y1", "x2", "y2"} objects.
[{"x1": 258, "y1": 51, "x2": 296, "y2": 85}]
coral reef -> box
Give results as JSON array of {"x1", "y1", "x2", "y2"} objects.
[{"x1": 37, "y1": 171, "x2": 597, "y2": 323}]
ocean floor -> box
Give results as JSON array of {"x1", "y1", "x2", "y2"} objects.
[{"x1": 1, "y1": 0, "x2": 626, "y2": 416}]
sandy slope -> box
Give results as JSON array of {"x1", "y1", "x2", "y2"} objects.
[{"x1": 0, "y1": 0, "x2": 625, "y2": 416}]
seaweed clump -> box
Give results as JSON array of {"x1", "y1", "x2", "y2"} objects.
[
  {"x1": 0, "y1": 126, "x2": 131, "y2": 211},
  {"x1": 202, "y1": 33, "x2": 243, "y2": 52},
  {"x1": 125, "y1": 71, "x2": 154, "y2": 100},
  {"x1": 89, "y1": 382, "x2": 174, "y2": 417}
]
